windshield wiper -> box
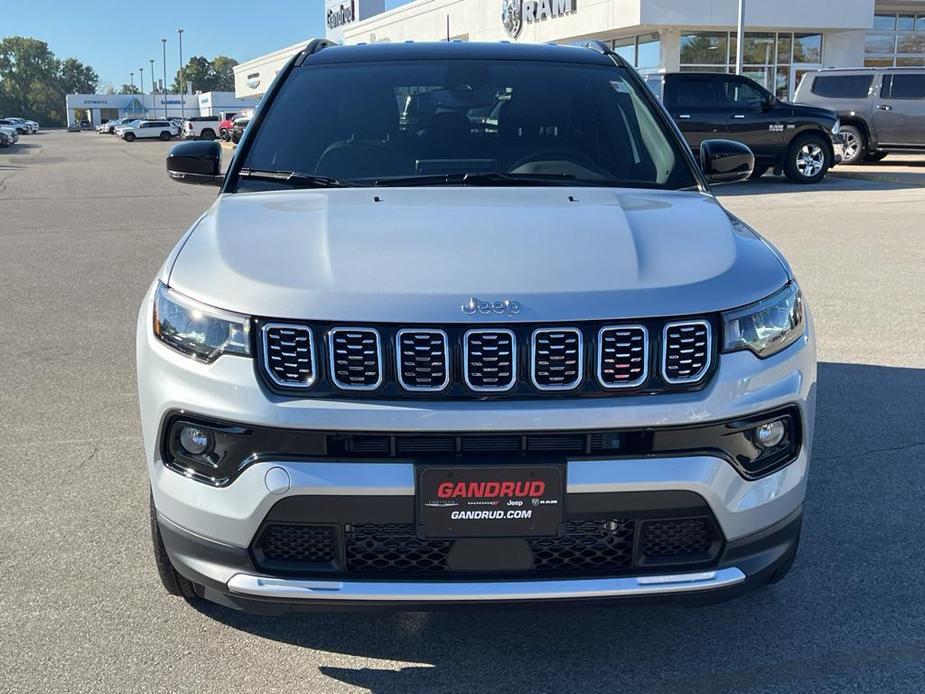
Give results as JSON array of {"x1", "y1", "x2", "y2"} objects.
[
  {"x1": 237, "y1": 168, "x2": 355, "y2": 188},
  {"x1": 372, "y1": 172, "x2": 577, "y2": 187}
]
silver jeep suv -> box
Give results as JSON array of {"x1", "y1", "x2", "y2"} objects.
[{"x1": 139, "y1": 41, "x2": 815, "y2": 613}]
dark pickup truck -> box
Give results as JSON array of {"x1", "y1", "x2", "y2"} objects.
[{"x1": 651, "y1": 72, "x2": 843, "y2": 183}]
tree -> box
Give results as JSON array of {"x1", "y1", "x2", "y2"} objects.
[
  {"x1": 120, "y1": 84, "x2": 141, "y2": 94},
  {"x1": 58, "y1": 57, "x2": 99, "y2": 95},
  {"x1": 172, "y1": 55, "x2": 238, "y2": 93},
  {"x1": 0, "y1": 36, "x2": 102, "y2": 126}
]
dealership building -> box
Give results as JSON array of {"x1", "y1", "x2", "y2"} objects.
[
  {"x1": 64, "y1": 91, "x2": 260, "y2": 128},
  {"x1": 235, "y1": 0, "x2": 925, "y2": 101}
]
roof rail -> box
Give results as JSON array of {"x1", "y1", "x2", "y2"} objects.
[
  {"x1": 295, "y1": 39, "x2": 337, "y2": 67},
  {"x1": 575, "y1": 39, "x2": 612, "y2": 55}
]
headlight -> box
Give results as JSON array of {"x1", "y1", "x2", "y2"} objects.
[
  {"x1": 153, "y1": 282, "x2": 251, "y2": 362},
  {"x1": 722, "y1": 282, "x2": 804, "y2": 358}
]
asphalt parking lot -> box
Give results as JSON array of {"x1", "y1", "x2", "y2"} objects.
[{"x1": 1, "y1": 131, "x2": 924, "y2": 693}]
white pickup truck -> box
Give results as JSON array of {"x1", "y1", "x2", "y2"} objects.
[{"x1": 181, "y1": 116, "x2": 221, "y2": 140}]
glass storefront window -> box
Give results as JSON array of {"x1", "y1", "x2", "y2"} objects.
[
  {"x1": 793, "y1": 34, "x2": 822, "y2": 63},
  {"x1": 897, "y1": 57, "x2": 925, "y2": 67},
  {"x1": 679, "y1": 31, "x2": 821, "y2": 101},
  {"x1": 636, "y1": 33, "x2": 661, "y2": 70},
  {"x1": 897, "y1": 15, "x2": 916, "y2": 31},
  {"x1": 612, "y1": 36, "x2": 635, "y2": 64},
  {"x1": 680, "y1": 32, "x2": 727, "y2": 65},
  {"x1": 865, "y1": 33, "x2": 897, "y2": 54},
  {"x1": 777, "y1": 35, "x2": 792, "y2": 64},
  {"x1": 864, "y1": 57, "x2": 893, "y2": 67},
  {"x1": 897, "y1": 33, "x2": 925, "y2": 54},
  {"x1": 917, "y1": 16, "x2": 925, "y2": 30},
  {"x1": 873, "y1": 14, "x2": 896, "y2": 30},
  {"x1": 743, "y1": 33, "x2": 775, "y2": 65}
]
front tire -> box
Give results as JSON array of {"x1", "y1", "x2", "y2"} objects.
[
  {"x1": 839, "y1": 125, "x2": 866, "y2": 165},
  {"x1": 783, "y1": 133, "x2": 830, "y2": 184},
  {"x1": 150, "y1": 493, "x2": 201, "y2": 600},
  {"x1": 123, "y1": 132, "x2": 135, "y2": 142},
  {"x1": 159, "y1": 131, "x2": 171, "y2": 141}
]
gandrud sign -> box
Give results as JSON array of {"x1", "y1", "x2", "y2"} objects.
[
  {"x1": 502, "y1": 0, "x2": 576, "y2": 39},
  {"x1": 327, "y1": 0, "x2": 356, "y2": 29}
]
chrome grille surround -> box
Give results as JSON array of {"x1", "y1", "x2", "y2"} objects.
[
  {"x1": 597, "y1": 325, "x2": 648, "y2": 389},
  {"x1": 463, "y1": 328, "x2": 517, "y2": 393},
  {"x1": 530, "y1": 327, "x2": 583, "y2": 391},
  {"x1": 395, "y1": 328, "x2": 450, "y2": 392},
  {"x1": 328, "y1": 327, "x2": 383, "y2": 391},
  {"x1": 661, "y1": 320, "x2": 712, "y2": 385},
  {"x1": 261, "y1": 323, "x2": 316, "y2": 388}
]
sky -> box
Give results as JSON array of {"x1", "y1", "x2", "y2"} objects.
[{"x1": 4, "y1": 0, "x2": 410, "y2": 90}]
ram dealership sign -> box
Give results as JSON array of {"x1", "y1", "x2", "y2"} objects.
[{"x1": 502, "y1": 0, "x2": 576, "y2": 39}]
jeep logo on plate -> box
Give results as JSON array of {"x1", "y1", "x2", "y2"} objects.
[{"x1": 461, "y1": 297, "x2": 522, "y2": 317}]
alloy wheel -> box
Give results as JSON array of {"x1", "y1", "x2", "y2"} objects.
[{"x1": 796, "y1": 144, "x2": 825, "y2": 178}]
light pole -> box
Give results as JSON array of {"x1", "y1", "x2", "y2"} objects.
[
  {"x1": 735, "y1": 0, "x2": 745, "y2": 75},
  {"x1": 161, "y1": 38, "x2": 168, "y2": 119},
  {"x1": 178, "y1": 28, "x2": 185, "y2": 121},
  {"x1": 138, "y1": 66, "x2": 145, "y2": 116},
  {"x1": 149, "y1": 59, "x2": 155, "y2": 92},
  {"x1": 129, "y1": 71, "x2": 134, "y2": 92}
]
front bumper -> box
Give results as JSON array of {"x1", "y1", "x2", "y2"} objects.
[{"x1": 138, "y1": 284, "x2": 816, "y2": 608}]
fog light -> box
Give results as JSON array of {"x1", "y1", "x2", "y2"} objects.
[
  {"x1": 179, "y1": 426, "x2": 212, "y2": 455},
  {"x1": 754, "y1": 420, "x2": 786, "y2": 449}
]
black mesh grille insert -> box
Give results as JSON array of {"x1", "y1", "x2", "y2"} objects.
[
  {"x1": 532, "y1": 328, "x2": 582, "y2": 390},
  {"x1": 598, "y1": 326, "x2": 647, "y2": 388},
  {"x1": 663, "y1": 321, "x2": 711, "y2": 384},
  {"x1": 252, "y1": 517, "x2": 721, "y2": 578},
  {"x1": 641, "y1": 518, "x2": 713, "y2": 558},
  {"x1": 256, "y1": 524, "x2": 336, "y2": 563},
  {"x1": 530, "y1": 520, "x2": 634, "y2": 572},
  {"x1": 464, "y1": 330, "x2": 516, "y2": 391},
  {"x1": 330, "y1": 328, "x2": 382, "y2": 389},
  {"x1": 262, "y1": 325, "x2": 315, "y2": 387},
  {"x1": 397, "y1": 330, "x2": 449, "y2": 391},
  {"x1": 345, "y1": 524, "x2": 452, "y2": 574}
]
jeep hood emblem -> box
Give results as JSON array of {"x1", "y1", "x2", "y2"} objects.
[{"x1": 461, "y1": 297, "x2": 522, "y2": 317}]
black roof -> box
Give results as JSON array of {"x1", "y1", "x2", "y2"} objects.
[{"x1": 304, "y1": 41, "x2": 616, "y2": 66}]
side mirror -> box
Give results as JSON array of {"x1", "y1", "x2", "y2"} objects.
[
  {"x1": 166, "y1": 140, "x2": 223, "y2": 185},
  {"x1": 700, "y1": 139, "x2": 755, "y2": 185}
]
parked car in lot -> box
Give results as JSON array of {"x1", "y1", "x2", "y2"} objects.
[
  {"x1": 652, "y1": 72, "x2": 842, "y2": 183},
  {"x1": 3, "y1": 117, "x2": 39, "y2": 133},
  {"x1": 0, "y1": 125, "x2": 18, "y2": 146},
  {"x1": 218, "y1": 112, "x2": 238, "y2": 141},
  {"x1": 229, "y1": 111, "x2": 252, "y2": 144},
  {"x1": 99, "y1": 118, "x2": 133, "y2": 134},
  {"x1": 0, "y1": 118, "x2": 30, "y2": 135},
  {"x1": 794, "y1": 67, "x2": 925, "y2": 165},
  {"x1": 118, "y1": 119, "x2": 178, "y2": 142},
  {"x1": 148, "y1": 41, "x2": 815, "y2": 613},
  {"x1": 182, "y1": 116, "x2": 221, "y2": 140}
]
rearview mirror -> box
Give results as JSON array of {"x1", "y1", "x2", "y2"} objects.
[
  {"x1": 166, "y1": 141, "x2": 223, "y2": 185},
  {"x1": 700, "y1": 139, "x2": 755, "y2": 185}
]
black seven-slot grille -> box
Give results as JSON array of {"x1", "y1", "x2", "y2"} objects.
[
  {"x1": 252, "y1": 517, "x2": 719, "y2": 579},
  {"x1": 257, "y1": 319, "x2": 714, "y2": 396},
  {"x1": 662, "y1": 320, "x2": 711, "y2": 384}
]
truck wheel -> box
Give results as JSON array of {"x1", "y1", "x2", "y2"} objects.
[
  {"x1": 220, "y1": 128, "x2": 229, "y2": 141},
  {"x1": 839, "y1": 125, "x2": 866, "y2": 165},
  {"x1": 201, "y1": 128, "x2": 216, "y2": 141},
  {"x1": 123, "y1": 132, "x2": 135, "y2": 142},
  {"x1": 783, "y1": 133, "x2": 830, "y2": 184},
  {"x1": 150, "y1": 492, "x2": 201, "y2": 600}
]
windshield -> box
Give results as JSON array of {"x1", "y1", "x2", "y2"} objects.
[{"x1": 234, "y1": 59, "x2": 697, "y2": 191}]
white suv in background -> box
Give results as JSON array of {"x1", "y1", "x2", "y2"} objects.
[{"x1": 119, "y1": 120, "x2": 179, "y2": 142}]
